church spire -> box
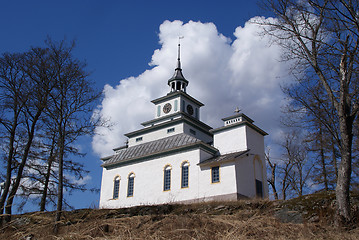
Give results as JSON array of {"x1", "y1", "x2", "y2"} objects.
[{"x1": 168, "y1": 38, "x2": 188, "y2": 93}]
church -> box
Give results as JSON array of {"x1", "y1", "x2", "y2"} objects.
[{"x1": 99, "y1": 44, "x2": 268, "y2": 209}]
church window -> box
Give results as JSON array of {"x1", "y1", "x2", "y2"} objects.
[
  {"x1": 157, "y1": 105, "x2": 161, "y2": 117},
  {"x1": 181, "y1": 162, "x2": 189, "y2": 188},
  {"x1": 113, "y1": 176, "x2": 120, "y2": 199},
  {"x1": 127, "y1": 173, "x2": 135, "y2": 197},
  {"x1": 136, "y1": 137, "x2": 143, "y2": 142},
  {"x1": 163, "y1": 165, "x2": 171, "y2": 191},
  {"x1": 174, "y1": 100, "x2": 178, "y2": 111},
  {"x1": 211, "y1": 166, "x2": 220, "y2": 183},
  {"x1": 190, "y1": 129, "x2": 196, "y2": 135},
  {"x1": 167, "y1": 128, "x2": 175, "y2": 133},
  {"x1": 182, "y1": 100, "x2": 185, "y2": 111}
]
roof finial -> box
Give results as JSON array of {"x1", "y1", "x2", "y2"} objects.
[
  {"x1": 168, "y1": 37, "x2": 188, "y2": 92},
  {"x1": 234, "y1": 107, "x2": 241, "y2": 113},
  {"x1": 176, "y1": 36, "x2": 184, "y2": 70}
]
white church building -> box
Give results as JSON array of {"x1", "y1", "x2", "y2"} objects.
[{"x1": 99, "y1": 44, "x2": 268, "y2": 209}]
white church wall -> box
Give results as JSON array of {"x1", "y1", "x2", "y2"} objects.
[
  {"x1": 245, "y1": 127, "x2": 265, "y2": 156},
  {"x1": 198, "y1": 162, "x2": 237, "y2": 199},
  {"x1": 213, "y1": 125, "x2": 248, "y2": 154},
  {"x1": 100, "y1": 148, "x2": 207, "y2": 208},
  {"x1": 235, "y1": 156, "x2": 256, "y2": 198},
  {"x1": 128, "y1": 123, "x2": 184, "y2": 147},
  {"x1": 234, "y1": 155, "x2": 269, "y2": 199},
  {"x1": 99, "y1": 147, "x2": 244, "y2": 209},
  {"x1": 246, "y1": 127, "x2": 269, "y2": 198},
  {"x1": 183, "y1": 123, "x2": 213, "y2": 144}
]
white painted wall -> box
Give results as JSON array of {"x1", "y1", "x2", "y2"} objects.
[
  {"x1": 100, "y1": 149, "x2": 203, "y2": 208},
  {"x1": 198, "y1": 162, "x2": 237, "y2": 199},
  {"x1": 128, "y1": 123, "x2": 183, "y2": 147},
  {"x1": 246, "y1": 127, "x2": 265, "y2": 156},
  {"x1": 235, "y1": 156, "x2": 255, "y2": 198},
  {"x1": 183, "y1": 123, "x2": 213, "y2": 144},
  {"x1": 213, "y1": 125, "x2": 248, "y2": 154},
  {"x1": 154, "y1": 96, "x2": 181, "y2": 119},
  {"x1": 99, "y1": 147, "x2": 245, "y2": 208},
  {"x1": 128, "y1": 123, "x2": 212, "y2": 148}
]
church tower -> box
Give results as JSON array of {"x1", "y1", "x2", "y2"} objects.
[{"x1": 124, "y1": 43, "x2": 213, "y2": 147}]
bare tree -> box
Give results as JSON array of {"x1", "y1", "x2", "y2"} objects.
[
  {"x1": 258, "y1": 0, "x2": 359, "y2": 225},
  {"x1": 0, "y1": 52, "x2": 28, "y2": 224},
  {"x1": 42, "y1": 39, "x2": 100, "y2": 232},
  {"x1": 266, "y1": 149, "x2": 279, "y2": 200},
  {"x1": 279, "y1": 130, "x2": 312, "y2": 198},
  {"x1": 3, "y1": 47, "x2": 55, "y2": 222},
  {"x1": 0, "y1": 39, "x2": 100, "y2": 225}
]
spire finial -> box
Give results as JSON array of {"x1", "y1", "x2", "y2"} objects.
[
  {"x1": 234, "y1": 107, "x2": 241, "y2": 113},
  {"x1": 168, "y1": 37, "x2": 188, "y2": 93},
  {"x1": 177, "y1": 36, "x2": 184, "y2": 69}
]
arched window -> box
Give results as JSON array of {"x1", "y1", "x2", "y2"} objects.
[
  {"x1": 127, "y1": 173, "x2": 135, "y2": 197},
  {"x1": 181, "y1": 161, "x2": 189, "y2": 188},
  {"x1": 113, "y1": 176, "x2": 120, "y2": 199},
  {"x1": 163, "y1": 165, "x2": 172, "y2": 191}
]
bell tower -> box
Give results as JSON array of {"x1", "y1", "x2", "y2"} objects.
[{"x1": 168, "y1": 42, "x2": 188, "y2": 92}]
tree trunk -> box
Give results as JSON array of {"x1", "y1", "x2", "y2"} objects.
[
  {"x1": 335, "y1": 115, "x2": 353, "y2": 226},
  {"x1": 40, "y1": 138, "x2": 56, "y2": 212},
  {"x1": 270, "y1": 163, "x2": 279, "y2": 200},
  {"x1": 4, "y1": 110, "x2": 42, "y2": 223},
  {"x1": 54, "y1": 129, "x2": 65, "y2": 234},
  {"x1": 0, "y1": 119, "x2": 18, "y2": 225},
  {"x1": 332, "y1": 140, "x2": 338, "y2": 183}
]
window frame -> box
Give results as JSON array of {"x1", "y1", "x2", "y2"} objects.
[
  {"x1": 163, "y1": 165, "x2": 172, "y2": 191},
  {"x1": 113, "y1": 176, "x2": 120, "y2": 199},
  {"x1": 181, "y1": 161, "x2": 189, "y2": 188},
  {"x1": 127, "y1": 173, "x2": 135, "y2": 197},
  {"x1": 167, "y1": 127, "x2": 175, "y2": 134},
  {"x1": 211, "y1": 166, "x2": 220, "y2": 184}
]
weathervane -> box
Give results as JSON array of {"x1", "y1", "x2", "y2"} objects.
[{"x1": 234, "y1": 107, "x2": 241, "y2": 113}]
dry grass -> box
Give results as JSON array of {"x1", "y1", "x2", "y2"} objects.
[{"x1": 1, "y1": 195, "x2": 359, "y2": 239}]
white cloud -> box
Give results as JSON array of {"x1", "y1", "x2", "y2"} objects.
[{"x1": 92, "y1": 18, "x2": 293, "y2": 157}]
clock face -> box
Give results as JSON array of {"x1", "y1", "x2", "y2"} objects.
[
  {"x1": 163, "y1": 103, "x2": 172, "y2": 114},
  {"x1": 187, "y1": 104, "x2": 194, "y2": 115}
]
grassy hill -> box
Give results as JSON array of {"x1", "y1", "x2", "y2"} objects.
[{"x1": 1, "y1": 192, "x2": 359, "y2": 239}]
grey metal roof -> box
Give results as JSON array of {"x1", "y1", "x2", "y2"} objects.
[
  {"x1": 102, "y1": 133, "x2": 217, "y2": 168},
  {"x1": 198, "y1": 149, "x2": 250, "y2": 166}
]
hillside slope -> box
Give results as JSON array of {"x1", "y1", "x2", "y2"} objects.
[{"x1": 1, "y1": 192, "x2": 359, "y2": 239}]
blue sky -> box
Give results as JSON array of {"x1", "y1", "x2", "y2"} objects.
[{"x1": 1, "y1": 1, "x2": 285, "y2": 211}]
